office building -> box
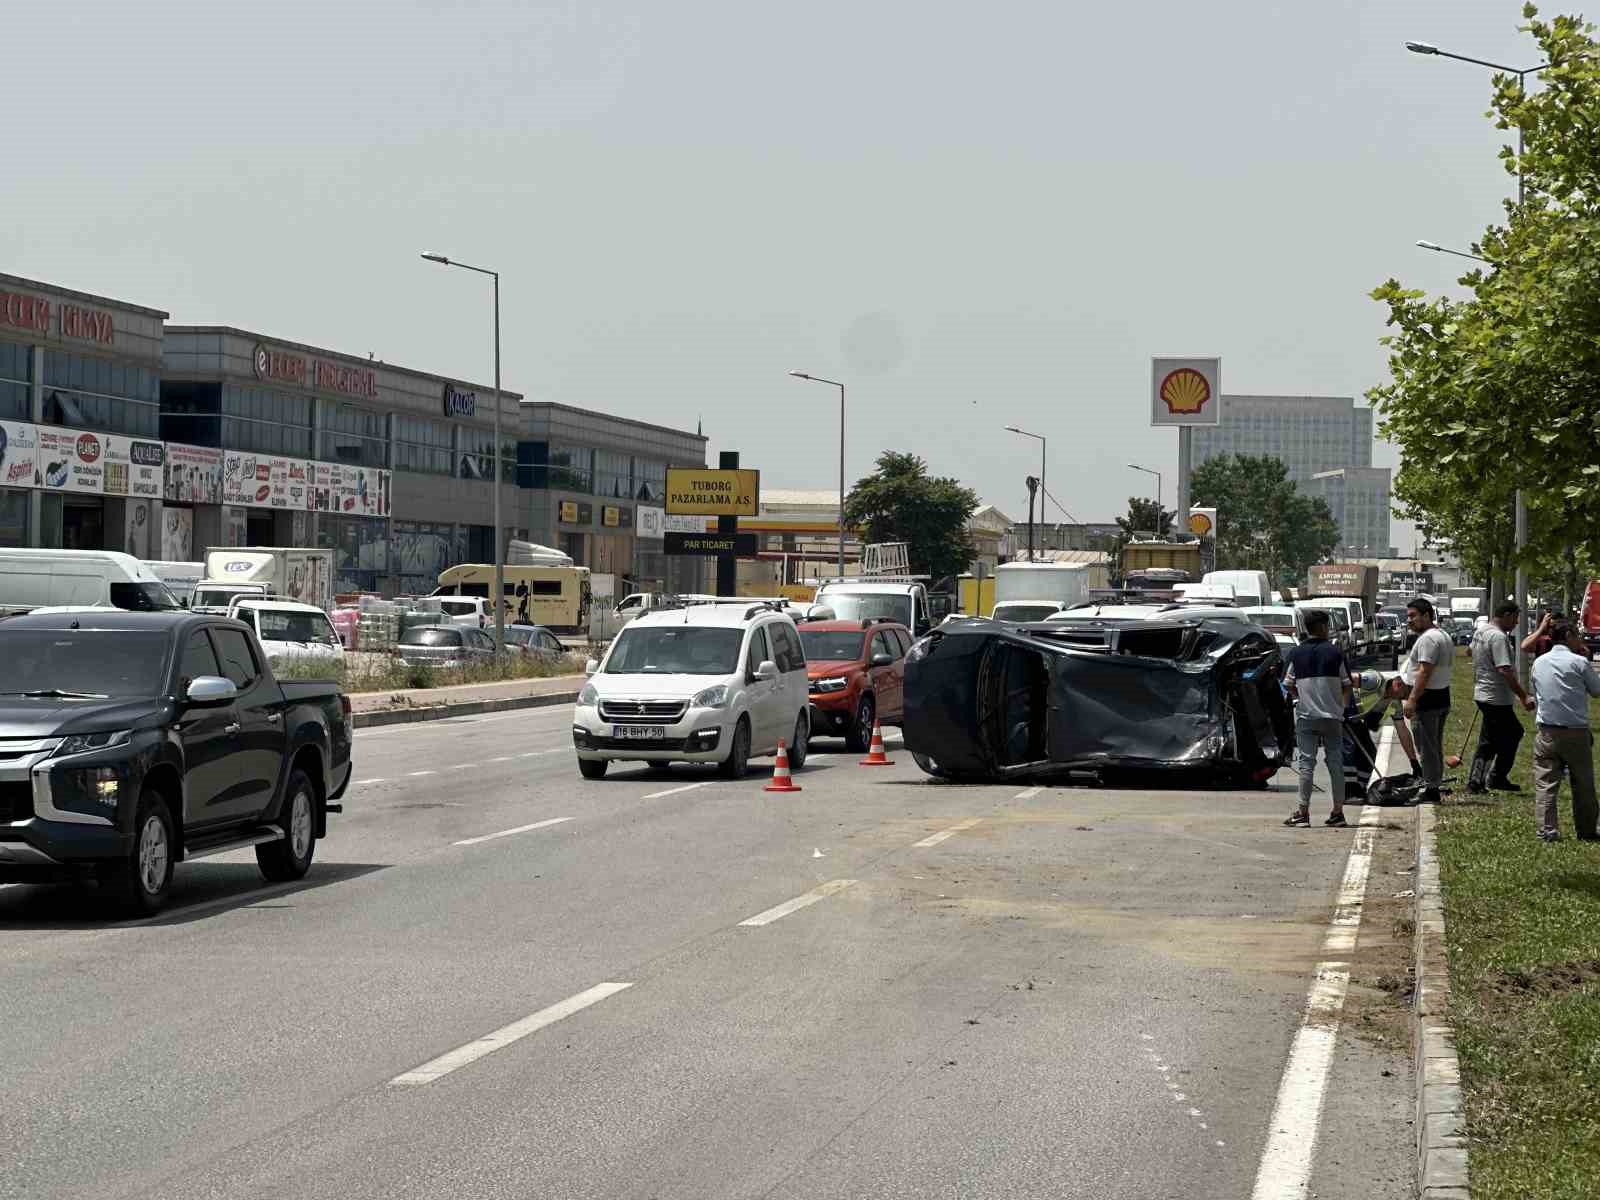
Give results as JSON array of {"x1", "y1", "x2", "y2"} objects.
[
  {"x1": 1305, "y1": 467, "x2": 1395, "y2": 559},
  {"x1": 1190, "y1": 394, "x2": 1372, "y2": 485}
]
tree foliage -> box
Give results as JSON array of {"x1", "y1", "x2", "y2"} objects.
[
  {"x1": 1115, "y1": 497, "x2": 1176, "y2": 541},
  {"x1": 1368, "y1": 7, "x2": 1600, "y2": 592},
  {"x1": 1189, "y1": 454, "x2": 1341, "y2": 589},
  {"x1": 843, "y1": 451, "x2": 978, "y2": 580}
]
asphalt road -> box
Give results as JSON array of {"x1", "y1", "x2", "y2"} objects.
[{"x1": 0, "y1": 709, "x2": 1415, "y2": 1200}]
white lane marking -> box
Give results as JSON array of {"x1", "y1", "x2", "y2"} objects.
[
  {"x1": 453, "y1": 817, "x2": 572, "y2": 847},
  {"x1": 912, "y1": 817, "x2": 982, "y2": 848},
  {"x1": 738, "y1": 879, "x2": 856, "y2": 927},
  {"x1": 357, "y1": 710, "x2": 573, "y2": 737},
  {"x1": 407, "y1": 770, "x2": 437, "y2": 777},
  {"x1": 1014, "y1": 786, "x2": 1043, "y2": 799},
  {"x1": 642, "y1": 781, "x2": 714, "y2": 800},
  {"x1": 519, "y1": 750, "x2": 562, "y2": 759},
  {"x1": 487, "y1": 756, "x2": 513, "y2": 763},
  {"x1": 1248, "y1": 801, "x2": 1381, "y2": 1199},
  {"x1": 354, "y1": 778, "x2": 385, "y2": 786},
  {"x1": 389, "y1": 981, "x2": 632, "y2": 1086},
  {"x1": 452, "y1": 763, "x2": 475, "y2": 769}
]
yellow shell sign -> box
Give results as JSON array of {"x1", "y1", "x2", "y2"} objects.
[
  {"x1": 1159, "y1": 368, "x2": 1211, "y2": 416},
  {"x1": 1188, "y1": 511, "x2": 1214, "y2": 536}
]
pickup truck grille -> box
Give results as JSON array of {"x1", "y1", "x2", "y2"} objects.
[
  {"x1": 0, "y1": 737, "x2": 60, "y2": 766},
  {"x1": 0, "y1": 782, "x2": 34, "y2": 823},
  {"x1": 598, "y1": 700, "x2": 688, "y2": 724}
]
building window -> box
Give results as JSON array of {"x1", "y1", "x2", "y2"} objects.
[
  {"x1": 393, "y1": 415, "x2": 453, "y2": 475},
  {"x1": 635, "y1": 459, "x2": 667, "y2": 503},
  {"x1": 220, "y1": 384, "x2": 313, "y2": 457},
  {"x1": 319, "y1": 513, "x2": 389, "y2": 592},
  {"x1": 548, "y1": 444, "x2": 592, "y2": 493},
  {"x1": 0, "y1": 341, "x2": 30, "y2": 421},
  {"x1": 321, "y1": 402, "x2": 387, "y2": 468},
  {"x1": 393, "y1": 520, "x2": 455, "y2": 592},
  {"x1": 595, "y1": 449, "x2": 632, "y2": 499},
  {"x1": 42, "y1": 351, "x2": 159, "y2": 437},
  {"x1": 459, "y1": 427, "x2": 513, "y2": 482},
  {"x1": 0, "y1": 488, "x2": 28, "y2": 546}
]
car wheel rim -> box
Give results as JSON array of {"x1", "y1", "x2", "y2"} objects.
[
  {"x1": 794, "y1": 717, "x2": 807, "y2": 760},
  {"x1": 138, "y1": 815, "x2": 168, "y2": 895},
  {"x1": 290, "y1": 788, "x2": 312, "y2": 860},
  {"x1": 858, "y1": 702, "x2": 872, "y2": 746}
]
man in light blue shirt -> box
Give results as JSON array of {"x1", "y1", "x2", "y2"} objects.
[{"x1": 1529, "y1": 621, "x2": 1600, "y2": 842}]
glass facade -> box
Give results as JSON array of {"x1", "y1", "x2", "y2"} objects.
[
  {"x1": 458, "y1": 427, "x2": 513, "y2": 482},
  {"x1": 0, "y1": 489, "x2": 28, "y2": 546},
  {"x1": 319, "y1": 513, "x2": 390, "y2": 593},
  {"x1": 595, "y1": 449, "x2": 632, "y2": 500},
  {"x1": 221, "y1": 383, "x2": 313, "y2": 457},
  {"x1": 0, "y1": 341, "x2": 30, "y2": 421},
  {"x1": 392, "y1": 519, "x2": 454, "y2": 594},
  {"x1": 635, "y1": 458, "x2": 667, "y2": 503},
  {"x1": 547, "y1": 443, "x2": 592, "y2": 492},
  {"x1": 321, "y1": 402, "x2": 387, "y2": 468},
  {"x1": 42, "y1": 350, "x2": 160, "y2": 437},
  {"x1": 393, "y1": 414, "x2": 453, "y2": 475}
]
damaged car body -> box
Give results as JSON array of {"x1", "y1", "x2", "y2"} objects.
[{"x1": 903, "y1": 614, "x2": 1294, "y2": 785}]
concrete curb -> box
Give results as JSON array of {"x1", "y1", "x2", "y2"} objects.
[
  {"x1": 352, "y1": 690, "x2": 579, "y2": 729},
  {"x1": 1414, "y1": 804, "x2": 1471, "y2": 1199}
]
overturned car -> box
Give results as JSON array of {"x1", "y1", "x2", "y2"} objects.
[{"x1": 903, "y1": 613, "x2": 1294, "y2": 786}]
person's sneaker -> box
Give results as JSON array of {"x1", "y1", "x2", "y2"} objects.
[
  {"x1": 1418, "y1": 790, "x2": 1442, "y2": 805},
  {"x1": 1282, "y1": 811, "x2": 1310, "y2": 827},
  {"x1": 1538, "y1": 830, "x2": 1562, "y2": 843},
  {"x1": 1324, "y1": 812, "x2": 1348, "y2": 827},
  {"x1": 1489, "y1": 779, "x2": 1522, "y2": 793}
]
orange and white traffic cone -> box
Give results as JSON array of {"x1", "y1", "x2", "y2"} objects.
[
  {"x1": 765, "y1": 738, "x2": 803, "y2": 792},
  {"x1": 859, "y1": 718, "x2": 894, "y2": 766}
]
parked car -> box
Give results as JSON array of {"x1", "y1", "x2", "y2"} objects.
[
  {"x1": 573, "y1": 602, "x2": 810, "y2": 780},
  {"x1": 0, "y1": 611, "x2": 351, "y2": 914},
  {"x1": 504, "y1": 623, "x2": 568, "y2": 660},
  {"x1": 229, "y1": 599, "x2": 345, "y2": 670},
  {"x1": 798, "y1": 619, "x2": 911, "y2": 751},
  {"x1": 396, "y1": 625, "x2": 503, "y2": 669}
]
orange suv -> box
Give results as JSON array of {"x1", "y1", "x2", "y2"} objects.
[{"x1": 799, "y1": 619, "x2": 911, "y2": 751}]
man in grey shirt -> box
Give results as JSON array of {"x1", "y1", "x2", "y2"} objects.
[
  {"x1": 1467, "y1": 600, "x2": 1536, "y2": 793},
  {"x1": 1403, "y1": 596, "x2": 1455, "y2": 804},
  {"x1": 1529, "y1": 621, "x2": 1600, "y2": 842}
]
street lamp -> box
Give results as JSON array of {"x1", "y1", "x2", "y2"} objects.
[
  {"x1": 1405, "y1": 38, "x2": 1552, "y2": 675},
  {"x1": 421, "y1": 251, "x2": 505, "y2": 653},
  {"x1": 1415, "y1": 239, "x2": 1491, "y2": 263},
  {"x1": 788, "y1": 371, "x2": 846, "y2": 576},
  {"x1": 1004, "y1": 426, "x2": 1047, "y2": 554},
  {"x1": 1128, "y1": 464, "x2": 1163, "y2": 535}
]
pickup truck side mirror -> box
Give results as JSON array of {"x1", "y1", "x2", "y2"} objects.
[
  {"x1": 755, "y1": 660, "x2": 779, "y2": 681},
  {"x1": 584, "y1": 657, "x2": 599, "y2": 677},
  {"x1": 185, "y1": 676, "x2": 238, "y2": 707}
]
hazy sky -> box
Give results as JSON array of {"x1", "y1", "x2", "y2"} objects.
[{"x1": 5, "y1": 2, "x2": 1537, "y2": 546}]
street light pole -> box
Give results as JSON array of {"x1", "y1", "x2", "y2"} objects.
[
  {"x1": 1004, "y1": 426, "x2": 1047, "y2": 554},
  {"x1": 1405, "y1": 38, "x2": 1551, "y2": 677},
  {"x1": 1414, "y1": 239, "x2": 1492, "y2": 264},
  {"x1": 422, "y1": 252, "x2": 505, "y2": 654},
  {"x1": 789, "y1": 372, "x2": 846, "y2": 575},
  {"x1": 1128, "y1": 464, "x2": 1163, "y2": 535}
]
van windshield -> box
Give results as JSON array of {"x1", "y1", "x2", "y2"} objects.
[
  {"x1": 605, "y1": 627, "x2": 743, "y2": 674},
  {"x1": 0, "y1": 631, "x2": 170, "y2": 697},
  {"x1": 820, "y1": 592, "x2": 912, "y2": 627},
  {"x1": 111, "y1": 582, "x2": 182, "y2": 612}
]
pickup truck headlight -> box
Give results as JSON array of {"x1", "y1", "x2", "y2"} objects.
[
  {"x1": 811, "y1": 676, "x2": 848, "y2": 693},
  {"x1": 577, "y1": 683, "x2": 599, "y2": 707},
  {"x1": 692, "y1": 684, "x2": 730, "y2": 709},
  {"x1": 56, "y1": 730, "x2": 132, "y2": 757}
]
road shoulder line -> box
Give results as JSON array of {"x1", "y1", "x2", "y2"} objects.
[{"x1": 738, "y1": 879, "x2": 856, "y2": 927}]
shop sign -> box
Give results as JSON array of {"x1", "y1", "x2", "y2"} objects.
[
  {"x1": 558, "y1": 500, "x2": 592, "y2": 525},
  {"x1": 253, "y1": 343, "x2": 308, "y2": 386},
  {"x1": 443, "y1": 382, "x2": 477, "y2": 418},
  {"x1": 37, "y1": 426, "x2": 105, "y2": 494},
  {"x1": 602, "y1": 505, "x2": 620, "y2": 528},
  {"x1": 253, "y1": 343, "x2": 378, "y2": 398},
  {"x1": 311, "y1": 461, "x2": 388, "y2": 517},
  {"x1": 314, "y1": 359, "x2": 377, "y2": 398},
  {"x1": 663, "y1": 532, "x2": 759, "y2": 557},
  {"x1": 637, "y1": 505, "x2": 664, "y2": 539},
  {"x1": 0, "y1": 289, "x2": 50, "y2": 335},
  {"x1": 0, "y1": 421, "x2": 39, "y2": 489},
  {"x1": 102, "y1": 437, "x2": 164, "y2": 498},
  {"x1": 664, "y1": 467, "x2": 759, "y2": 516},
  {"x1": 164, "y1": 442, "x2": 223, "y2": 505},
  {"x1": 59, "y1": 303, "x2": 114, "y2": 345},
  {"x1": 662, "y1": 513, "x2": 706, "y2": 534},
  {"x1": 1151, "y1": 357, "x2": 1221, "y2": 428}
]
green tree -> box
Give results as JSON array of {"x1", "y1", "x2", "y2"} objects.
[
  {"x1": 1115, "y1": 497, "x2": 1176, "y2": 541},
  {"x1": 843, "y1": 451, "x2": 978, "y2": 580},
  {"x1": 1189, "y1": 454, "x2": 1340, "y2": 590}
]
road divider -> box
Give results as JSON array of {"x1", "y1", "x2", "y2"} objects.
[
  {"x1": 738, "y1": 879, "x2": 856, "y2": 927},
  {"x1": 453, "y1": 817, "x2": 572, "y2": 847},
  {"x1": 389, "y1": 981, "x2": 633, "y2": 1086}
]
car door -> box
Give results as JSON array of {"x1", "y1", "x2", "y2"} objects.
[
  {"x1": 767, "y1": 621, "x2": 808, "y2": 739},
  {"x1": 868, "y1": 631, "x2": 901, "y2": 723},
  {"x1": 743, "y1": 625, "x2": 777, "y2": 751},
  {"x1": 883, "y1": 629, "x2": 910, "y2": 722},
  {"x1": 173, "y1": 628, "x2": 236, "y2": 829},
  {"x1": 208, "y1": 625, "x2": 283, "y2": 823},
  {"x1": 538, "y1": 630, "x2": 565, "y2": 659}
]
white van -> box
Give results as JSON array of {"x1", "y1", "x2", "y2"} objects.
[
  {"x1": 1202, "y1": 570, "x2": 1270, "y2": 609},
  {"x1": 0, "y1": 549, "x2": 181, "y2": 615},
  {"x1": 573, "y1": 602, "x2": 811, "y2": 780},
  {"x1": 141, "y1": 560, "x2": 205, "y2": 607}
]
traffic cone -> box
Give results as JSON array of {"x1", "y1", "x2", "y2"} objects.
[
  {"x1": 765, "y1": 738, "x2": 803, "y2": 792},
  {"x1": 859, "y1": 718, "x2": 894, "y2": 766}
]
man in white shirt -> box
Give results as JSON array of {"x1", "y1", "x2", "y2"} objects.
[
  {"x1": 1529, "y1": 621, "x2": 1600, "y2": 842},
  {"x1": 1403, "y1": 596, "x2": 1455, "y2": 804}
]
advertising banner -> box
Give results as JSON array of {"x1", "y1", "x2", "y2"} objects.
[
  {"x1": 164, "y1": 443, "x2": 223, "y2": 504},
  {"x1": 0, "y1": 420, "x2": 39, "y2": 490},
  {"x1": 162, "y1": 505, "x2": 195, "y2": 560},
  {"x1": 664, "y1": 467, "x2": 760, "y2": 516},
  {"x1": 102, "y1": 437, "x2": 164, "y2": 499},
  {"x1": 37, "y1": 425, "x2": 106, "y2": 493},
  {"x1": 636, "y1": 505, "x2": 665, "y2": 539},
  {"x1": 1151, "y1": 357, "x2": 1221, "y2": 427},
  {"x1": 662, "y1": 513, "x2": 707, "y2": 534},
  {"x1": 122, "y1": 499, "x2": 155, "y2": 559}
]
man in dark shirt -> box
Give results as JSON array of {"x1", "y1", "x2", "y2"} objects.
[{"x1": 1283, "y1": 610, "x2": 1355, "y2": 827}]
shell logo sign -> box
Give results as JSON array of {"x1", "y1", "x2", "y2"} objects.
[
  {"x1": 1159, "y1": 368, "x2": 1211, "y2": 416},
  {"x1": 1150, "y1": 357, "x2": 1221, "y2": 427},
  {"x1": 1187, "y1": 507, "x2": 1217, "y2": 538}
]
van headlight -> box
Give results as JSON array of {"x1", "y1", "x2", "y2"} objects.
[
  {"x1": 692, "y1": 684, "x2": 730, "y2": 709},
  {"x1": 577, "y1": 683, "x2": 599, "y2": 707},
  {"x1": 56, "y1": 730, "x2": 132, "y2": 757}
]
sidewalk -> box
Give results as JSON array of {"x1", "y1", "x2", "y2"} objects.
[{"x1": 350, "y1": 673, "x2": 585, "y2": 727}]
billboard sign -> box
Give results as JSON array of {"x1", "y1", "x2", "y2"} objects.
[
  {"x1": 1151, "y1": 357, "x2": 1221, "y2": 427},
  {"x1": 664, "y1": 467, "x2": 759, "y2": 516}
]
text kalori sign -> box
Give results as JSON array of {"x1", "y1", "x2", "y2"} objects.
[
  {"x1": 443, "y1": 382, "x2": 476, "y2": 418},
  {"x1": 0, "y1": 289, "x2": 114, "y2": 344},
  {"x1": 1151, "y1": 357, "x2": 1221, "y2": 427},
  {"x1": 253, "y1": 343, "x2": 378, "y2": 398},
  {"x1": 664, "y1": 467, "x2": 760, "y2": 516}
]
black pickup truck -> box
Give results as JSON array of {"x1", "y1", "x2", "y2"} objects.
[{"x1": 0, "y1": 610, "x2": 352, "y2": 914}]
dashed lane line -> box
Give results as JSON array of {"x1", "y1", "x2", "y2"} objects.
[
  {"x1": 641, "y1": 781, "x2": 714, "y2": 801},
  {"x1": 389, "y1": 982, "x2": 633, "y2": 1086},
  {"x1": 452, "y1": 817, "x2": 572, "y2": 848},
  {"x1": 912, "y1": 817, "x2": 982, "y2": 848},
  {"x1": 1014, "y1": 786, "x2": 1043, "y2": 800},
  {"x1": 738, "y1": 879, "x2": 856, "y2": 927},
  {"x1": 406, "y1": 770, "x2": 437, "y2": 778}
]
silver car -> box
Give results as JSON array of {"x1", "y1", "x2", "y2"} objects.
[{"x1": 397, "y1": 626, "x2": 501, "y2": 669}]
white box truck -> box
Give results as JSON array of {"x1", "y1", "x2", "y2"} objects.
[
  {"x1": 990, "y1": 561, "x2": 1091, "y2": 622},
  {"x1": 193, "y1": 547, "x2": 335, "y2": 613}
]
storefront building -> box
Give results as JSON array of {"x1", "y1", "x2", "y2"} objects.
[
  {"x1": 0, "y1": 273, "x2": 168, "y2": 554},
  {"x1": 161, "y1": 327, "x2": 522, "y2": 594},
  {"x1": 518, "y1": 403, "x2": 708, "y2": 594}
]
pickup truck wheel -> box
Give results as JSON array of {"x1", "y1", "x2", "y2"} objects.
[
  {"x1": 578, "y1": 758, "x2": 608, "y2": 780},
  {"x1": 845, "y1": 695, "x2": 875, "y2": 754},
  {"x1": 109, "y1": 791, "x2": 175, "y2": 916},
  {"x1": 257, "y1": 770, "x2": 317, "y2": 882}
]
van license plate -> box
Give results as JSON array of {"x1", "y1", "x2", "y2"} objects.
[{"x1": 614, "y1": 725, "x2": 666, "y2": 740}]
